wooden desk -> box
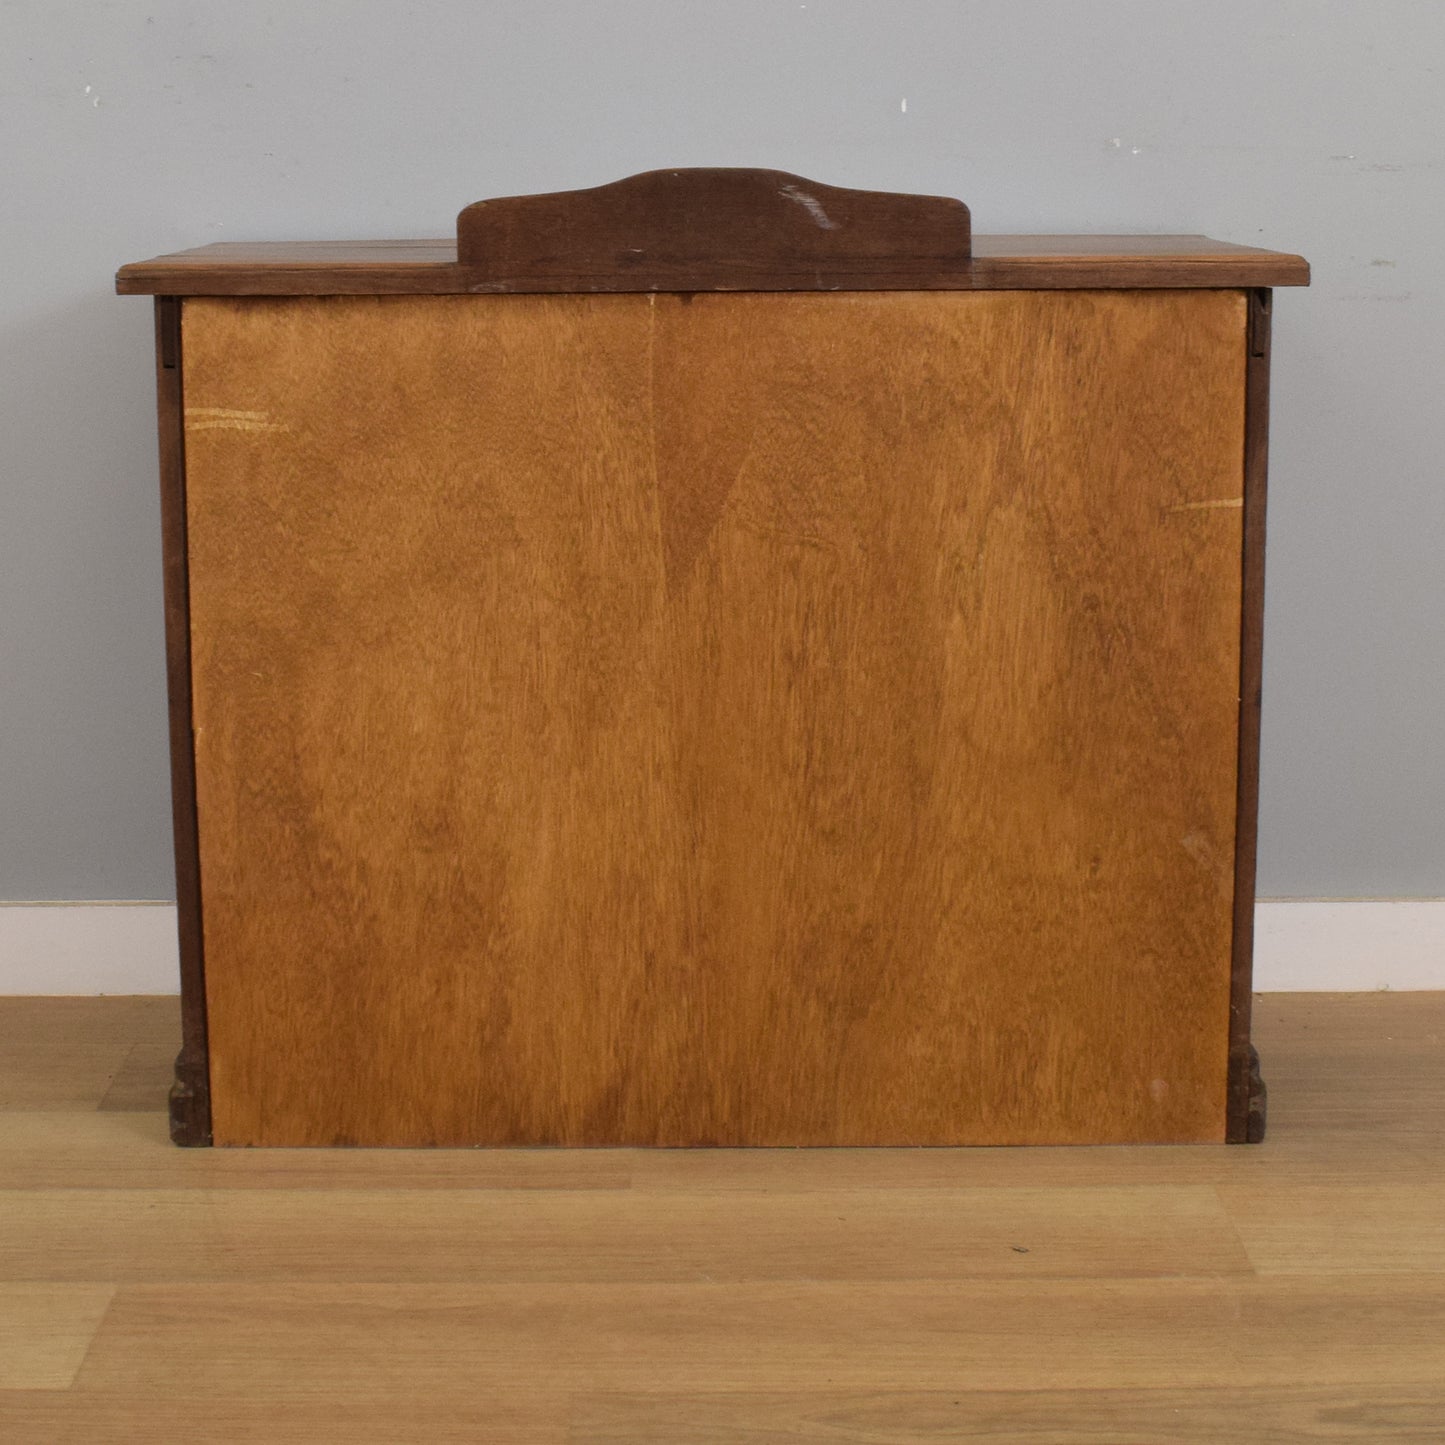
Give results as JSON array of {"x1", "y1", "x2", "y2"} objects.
[{"x1": 118, "y1": 170, "x2": 1308, "y2": 1147}]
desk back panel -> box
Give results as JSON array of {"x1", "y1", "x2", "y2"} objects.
[{"x1": 181, "y1": 289, "x2": 1246, "y2": 1146}]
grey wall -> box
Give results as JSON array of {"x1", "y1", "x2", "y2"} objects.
[{"x1": 2, "y1": 0, "x2": 1441, "y2": 900}]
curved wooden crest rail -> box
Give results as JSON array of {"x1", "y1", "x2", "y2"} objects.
[
  {"x1": 118, "y1": 167, "x2": 1307, "y2": 296},
  {"x1": 119, "y1": 170, "x2": 1307, "y2": 1147}
]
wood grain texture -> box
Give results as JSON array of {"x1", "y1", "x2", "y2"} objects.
[
  {"x1": 2, "y1": 994, "x2": 1445, "y2": 1441},
  {"x1": 457, "y1": 167, "x2": 972, "y2": 283},
  {"x1": 181, "y1": 288, "x2": 1248, "y2": 1147},
  {"x1": 73, "y1": 1277, "x2": 1445, "y2": 1396},
  {"x1": 1223, "y1": 1183, "x2": 1445, "y2": 1276},
  {"x1": 7, "y1": 1385, "x2": 1443, "y2": 1445},
  {"x1": 0, "y1": 1110, "x2": 632, "y2": 1193},
  {"x1": 117, "y1": 233, "x2": 1311, "y2": 295},
  {"x1": 0, "y1": 997, "x2": 168, "y2": 1111},
  {"x1": 0, "y1": 1394, "x2": 563, "y2": 1445},
  {"x1": 0, "y1": 1185, "x2": 1250, "y2": 1284},
  {"x1": 566, "y1": 1386, "x2": 1445, "y2": 1443},
  {"x1": 96, "y1": 1035, "x2": 177, "y2": 1113},
  {"x1": 0, "y1": 1284, "x2": 113, "y2": 1390}
]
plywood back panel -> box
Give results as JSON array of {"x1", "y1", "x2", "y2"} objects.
[{"x1": 182, "y1": 289, "x2": 1246, "y2": 1146}]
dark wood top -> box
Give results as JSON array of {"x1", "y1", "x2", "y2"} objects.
[
  {"x1": 117, "y1": 169, "x2": 1308, "y2": 295},
  {"x1": 115, "y1": 235, "x2": 1308, "y2": 294}
]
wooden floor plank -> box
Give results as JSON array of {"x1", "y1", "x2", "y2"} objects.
[
  {"x1": 0, "y1": 1111, "x2": 633, "y2": 1191},
  {"x1": 567, "y1": 1385, "x2": 1445, "y2": 1443},
  {"x1": 6, "y1": 1383, "x2": 1442, "y2": 1444},
  {"x1": 625, "y1": 1132, "x2": 1425, "y2": 1191},
  {"x1": 97, "y1": 1038, "x2": 178, "y2": 1113},
  {"x1": 1222, "y1": 1182, "x2": 1445, "y2": 1275},
  {"x1": 0, "y1": 997, "x2": 173, "y2": 1111},
  {"x1": 0, "y1": 1393, "x2": 563, "y2": 1444},
  {"x1": 2, "y1": 993, "x2": 1443, "y2": 1442},
  {"x1": 0, "y1": 1184, "x2": 1249, "y2": 1284},
  {"x1": 74, "y1": 1277, "x2": 1445, "y2": 1396},
  {"x1": 0, "y1": 1284, "x2": 114, "y2": 1390}
]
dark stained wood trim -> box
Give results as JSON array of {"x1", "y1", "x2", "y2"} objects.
[
  {"x1": 117, "y1": 234, "x2": 1310, "y2": 297},
  {"x1": 1227, "y1": 287, "x2": 1273, "y2": 1144},
  {"x1": 456, "y1": 168, "x2": 970, "y2": 287},
  {"x1": 154, "y1": 296, "x2": 212, "y2": 1146}
]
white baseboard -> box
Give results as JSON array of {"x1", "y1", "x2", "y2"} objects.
[
  {"x1": 0, "y1": 903, "x2": 181, "y2": 995},
  {"x1": 1252, "y1": 899, "x2": 1445, "y2": 991},
  {"x1": 0, "y1": 899, "x2": 1442, "y2": 996}
]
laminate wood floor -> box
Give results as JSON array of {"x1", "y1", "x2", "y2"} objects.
[{"x1": 0, "y1": 992, "x2": 1441, "y2": 1442}]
